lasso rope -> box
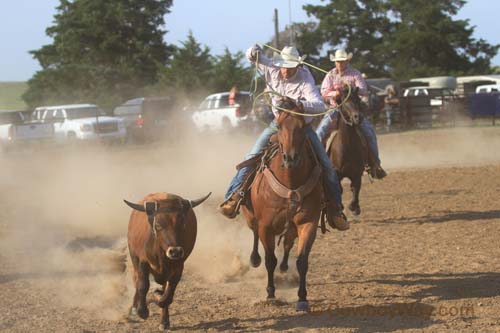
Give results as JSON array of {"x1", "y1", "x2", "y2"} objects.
[{"x1": 249, "y1": 43, "x2": 352, "y2": 129}]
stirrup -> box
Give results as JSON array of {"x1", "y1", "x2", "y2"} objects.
[{"x1": 219, "y1": 191, "x2": 245, "y2": 219}]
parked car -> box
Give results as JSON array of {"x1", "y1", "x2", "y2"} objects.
[
  {"x1": 403, "y1": 87, "x2": 454, "y2": 106},
  {"x1": 475, "y1": 84, "x2": 500, "y2": 93},
  {"x1": 0, "y1": 110, "x2": 54, "y2": 151},
  {"x1": 191, "y1": 91, "x2": 253, "y2": 132},
  {"x1": 32, "y1": 104, "x2": 126, "y2": 143},
  {"x1": 113, "y1": 96, "x2": 182, "y2": 142}
]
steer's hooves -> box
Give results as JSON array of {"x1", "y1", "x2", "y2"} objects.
[
  {"x1": 279, "y1": 262, "x2": 288, "y2": 272},
  {"x1": 296, "y1": 301, "x2": 309, "y2": 312},
  {"x1": 159, "y1": 322, "x2": 170, "y2": 331},
  {"x1": 250, "y1": 252, "x2": 261, "y2": 268}
]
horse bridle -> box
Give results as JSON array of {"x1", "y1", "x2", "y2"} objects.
[
  {"x1": 276, "y1": 114, "x2": 308, "y2": 158},
  {"x1": 338, "y1": 95, "x2": 362, "y2": 127}
]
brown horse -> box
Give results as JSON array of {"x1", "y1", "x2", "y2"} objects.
[
  {"x1": 241, "y1": 98, "x2": 323, "y2": 311},
  {"x1": 328, "y1": 88, "x2": 366, "y2": 215},
  {"x1": 124, "y1": 192, "x2": 211, "y2": 330}
]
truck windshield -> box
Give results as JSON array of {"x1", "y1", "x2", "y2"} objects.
[{"x1": 66, "y1": 107, "x2": 106, "y2": 119}]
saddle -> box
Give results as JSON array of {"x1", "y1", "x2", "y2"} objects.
[{"x1": 234, "y1": 134, "x2": 330, "y2": 234}]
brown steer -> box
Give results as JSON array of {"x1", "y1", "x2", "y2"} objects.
[{"x1": 124, "y1": 192, "x2": 211, "y2": 330}]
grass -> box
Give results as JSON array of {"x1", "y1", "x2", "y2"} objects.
[{"x1": 0, "y1": 82, "x2": 28, "y2": 111}]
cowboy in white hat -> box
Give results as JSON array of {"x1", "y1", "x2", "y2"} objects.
[
  {"x1": 219, "y1": 44, "x2": 349, "y2": 231},
  {"x1": 316, "y1": 48, "x2": 387, "y2": 179}
]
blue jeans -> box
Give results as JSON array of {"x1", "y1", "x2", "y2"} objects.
[
  {"x1": 225, "y1": 122, "x2": 342, "y2": 205},
  {"x1": 316, "y1": 112, "x2": 381, "y2": 164}
]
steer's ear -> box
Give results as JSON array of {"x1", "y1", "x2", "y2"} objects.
[
  {"x1": 123, "y1": 199, "x2": 145, "y2": 212},
  {"x1": 189, "y1": 192, "x2": 212, "y2": 209}
]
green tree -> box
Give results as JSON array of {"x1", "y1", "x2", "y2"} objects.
[
  {"x1": 388, "y1": 0, "x2": 498, "y2": 78},
  {"x1": 304, "y1": 0, "x2": 499, "y2": 80},
  {"x1": 211, "y1": 48, "x2": 252, "y2": 92},
  {"x1": 23, "y1": 0, "x2": 173, "y2": 109},
  {"x1": 303, "y1": 0, "x2": 393, "y2": 78},
  {"x1": 159, "y1": 32, "x2": 214, "y2": 100}
]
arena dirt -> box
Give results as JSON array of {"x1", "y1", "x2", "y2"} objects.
[{"x1": 0, "y1": 126, "x2": 499, "y2": 332}]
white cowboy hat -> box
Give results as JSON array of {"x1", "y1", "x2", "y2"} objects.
[
  {"x1": 272, "y1": 46, "x2": 307, "y2": 68},
  {"x1": 330, "y1": 49, "x2": 353, "y2": 62}
]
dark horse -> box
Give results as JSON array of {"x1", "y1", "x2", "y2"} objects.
[
  {"x1": 241, "y1": 97, "x2": 323, "y2": 311},
  {"x1": 327, "y1": 87, "x2": 366, "y2": 215}
]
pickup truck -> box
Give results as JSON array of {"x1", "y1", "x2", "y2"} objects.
[
  {"x1": 32, "y1": 104, "x2": 126, "y2": 143},
  {"x1": 0, "y1": 111, "x2": 54, "y2": 151},
  {"x1": 191, "y1": 91, "x2": 254, "y2": 132},
  {"x1": 402, "y1": 87, "x2": 455, "y2": 107}
]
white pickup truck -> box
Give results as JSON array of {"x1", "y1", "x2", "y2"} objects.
[
  {"x1": 32, "y1": 104, "x2": 126, "y2": 143},
  {"x1": 0, "y1": 111, "x2": 55, "y2": 151},
  {"x1": 191, "y1": 91, "x2": 255, "y2": 132}
]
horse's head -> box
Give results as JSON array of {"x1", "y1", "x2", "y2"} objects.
[
  {"x1": 336, "y1": 87, "x2": 362, "y2": 126},
  {"x1": 275, "y1": 97, "x2": 307, "y2": 169}
]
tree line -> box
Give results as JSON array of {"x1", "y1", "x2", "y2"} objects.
[{"x1": 23, "y1": 0, "x2": 499, "y2": 110}]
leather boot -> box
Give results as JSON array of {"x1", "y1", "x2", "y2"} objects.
[
  {"x1": 218, "y1": 192, "x2": 243, "y2": 219},
  {"x1": 327, "y1": 202, "x2": 349, "y2": 231}
]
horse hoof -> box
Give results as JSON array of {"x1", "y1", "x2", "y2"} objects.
[
  {"x1": 348, "y1": 203, "x2": 361, "y2": 216},
  {"x1": 250, "y1": 252, "x2": 261, "y2": 267},
  {"x1": 159, "y1": 322, "x2": 170, "y2": 331},
  {"x1": 279, "y1": 262, "x2": 288, "y2": 272},
  {"x1": 296, "y1": 301, "x2": 309, "y2": 312},
  {"x1": 137, "y1": 306, "x2": 149, "y2": 320},
  {"x1": 266, "y1": 286, "x2": 276, "y2": 299},
  {"x1": 128, "y1": 307, "x2": 140, "y2": 321}
]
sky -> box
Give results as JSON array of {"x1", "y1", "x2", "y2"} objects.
[{"x1": 1, "y1": 0, "x2": 499, "y2": 82}]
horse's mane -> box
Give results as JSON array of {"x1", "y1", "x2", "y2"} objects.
[
  {"x1": 336, "y1": 87, "x2": 361, "y2": 107},
  {"x1": 276, "y1": 98, "x2": 305, "y2": 123}
]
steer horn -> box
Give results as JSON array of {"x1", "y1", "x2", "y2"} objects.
[
  {"x1": 188, "y1": 192, "x2": 212, "y2": 209},
  {"x1": 123, "y1": 199, "x2": 145, "y2": 212},
  {"x1": 124, "y1": 200, "x2": 158, "y2": 217}
]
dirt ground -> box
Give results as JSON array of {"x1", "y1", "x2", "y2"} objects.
[{"x1": 0, "y1": 126, "x2": 499, "y2": 332}]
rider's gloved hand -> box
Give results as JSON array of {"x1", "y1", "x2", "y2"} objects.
[
  {"x1": 250, "y1": 44, "x2": 262, "y2": 61},
  {"x1": 323, "y1": 88, "x2": 339, "y2": 106},
  {"x1": 296, "y1": 98, "x2": 305, "y2": 112}
]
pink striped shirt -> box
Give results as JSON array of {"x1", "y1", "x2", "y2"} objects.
[{"x1": 321, "y1": 67, "x2": 368, "y2": 104}]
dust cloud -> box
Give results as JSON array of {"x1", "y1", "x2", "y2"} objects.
[
  {"x1": 380, "y1": 127, "x2": 500, "y2": 170},
  {"x1": 0, "y1": 126, "x2": 260, "y2": 320},
  {"x1": 1, "y1": 124, "x2": 499, "y2": 319}
]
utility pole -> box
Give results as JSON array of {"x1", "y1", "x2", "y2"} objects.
[
  {"x1": 274, "y1": 8, "x2": 280, "y2": 49},
  {"x1": 289, "y1": 0, "x2": 294, "y2": 45}
]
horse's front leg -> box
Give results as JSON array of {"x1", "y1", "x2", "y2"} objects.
[
  {"x1": 348, "y1": 176, "x2": 362, "y2": 215},
  {"x1": 250, "y1": 227, "x2": 262, "y2": 267},
  {"x1": 280, "y1": 225, "x2": 297, "y2": 272},
  {"x1": 157, "y1": 263, "x2": 184, "y2": 330},
  {"x1": 259, "y1": 225, "x2": 277, "y2": 299},
  {"x1": 295, "y1": 221, "x2": 318, "y2": 311}
]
